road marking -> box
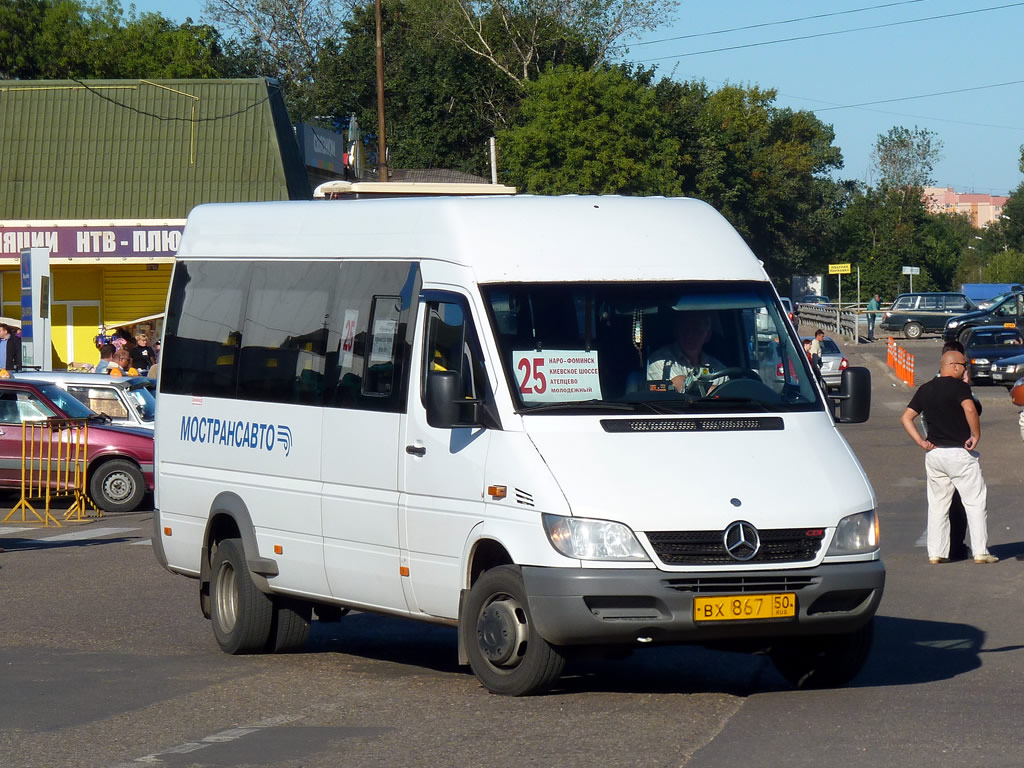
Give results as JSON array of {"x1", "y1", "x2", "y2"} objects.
[
  {"x1": 0, "y1": 527, "x2": 33, "y2": 534},
  {"x1": 130, "y1": 539, "x2": 152, "y2": 546},
  {"x1": 42, "y1": 527, "x2": 138, "y2": 542},
  {"x1": 125, "y1": 716, "x2": 302, "y2": 766}
]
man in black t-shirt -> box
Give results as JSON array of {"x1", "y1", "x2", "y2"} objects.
[{"x1": 900, "y1": 349, "x2": 998, "y2": 565}]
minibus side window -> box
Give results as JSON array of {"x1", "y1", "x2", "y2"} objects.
[
  {"x1": 325, "y1": 261, "x2": 420, "y2": 413},
  {"x1": 161, "y1": 261, "x2": 252, "y2": 399},
  {"x1": 422, "y1": 301, "x2": 487, "y2": 404},
  {"x1": 237, "y1": 262, "x2": 335, "y2": 405}
]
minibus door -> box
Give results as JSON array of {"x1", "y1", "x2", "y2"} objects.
[{"x1": 400, "y1": 295, "x2": 491, "y2": 620}]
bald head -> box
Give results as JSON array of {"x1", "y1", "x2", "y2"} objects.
[{"x1": 939, "y1": 350, "x2": 968, "y2": 379}]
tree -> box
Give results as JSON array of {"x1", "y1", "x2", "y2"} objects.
[
  {"x1": 409, "y1": 0, "x2": 678, "y2": 85},
  {"x1": 871, "y1": 125, "x2": 942, "y2": 189},
  {"x1": 498, "y1": 64, "x2": 682, "y2": 195},
  {"x1": 201, "y1": 0, "x2": 348, "y2": 92}
]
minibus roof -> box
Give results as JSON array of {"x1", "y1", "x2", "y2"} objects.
[{"x1": 179, "y1": 196, "x2": 766, "y2": 283}]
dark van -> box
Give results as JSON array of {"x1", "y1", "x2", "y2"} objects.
[
  {"x1": 943, "y1": 291, "x2": 1024, "y2": 343},
  {"x1": 879, "y1": 292, "x2": 975, "y2": 339}
]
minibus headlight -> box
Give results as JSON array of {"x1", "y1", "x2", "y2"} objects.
[
  {"x1": 542, "y1": 514, "x2": 649, "y2": 561},
  {"x1": 826, "y1": 510, "x2": 879, "y2": 555}
]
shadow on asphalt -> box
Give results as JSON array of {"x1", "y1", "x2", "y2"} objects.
[
  {"x1": 852, "y1": 614, "x2": 984, "y2": 688},
  {"x1": 303, "y1": 611, "x2": 993, "y2": 695}
]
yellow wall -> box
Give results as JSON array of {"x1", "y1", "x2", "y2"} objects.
[{"x1": 0, "y1": 264, "x2": 171, "y2": 368}]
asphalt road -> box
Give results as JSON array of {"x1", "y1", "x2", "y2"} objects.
[{"x1": 2, "y1": 335, "x2": 1023, "y2": 768}]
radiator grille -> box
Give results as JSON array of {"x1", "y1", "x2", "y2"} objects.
[
  {"x1": 663, "y1": 575, "x2": 818, "y2": 593},
  {"x1": 646, "y1": 528, "x2": 824, "y2": 565}
]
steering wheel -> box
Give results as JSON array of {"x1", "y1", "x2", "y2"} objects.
[{"x1": 683, "y1": 367, "x2": 761, "y2": 395}]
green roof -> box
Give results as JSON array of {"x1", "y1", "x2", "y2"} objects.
[{"x1": 0, "y1": 78, "x2": 310, "y2": 220}]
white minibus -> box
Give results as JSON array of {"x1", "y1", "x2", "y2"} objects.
[{"x1": 153, "y1": 196, "x2": 883, "y2": 695}]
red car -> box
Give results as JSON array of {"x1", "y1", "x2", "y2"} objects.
[{"x1": 0, "y1": 380, "x2": 153, "y2": 513}]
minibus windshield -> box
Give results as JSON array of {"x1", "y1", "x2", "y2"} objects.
[{"x1": 481, "y1": 281, "x2": 823, "y2": 414}]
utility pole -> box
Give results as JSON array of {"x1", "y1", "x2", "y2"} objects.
[{"x1": 374, "y1": 0, "x2": 388, "y2": 182}]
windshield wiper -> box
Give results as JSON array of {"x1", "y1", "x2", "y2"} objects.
[
  {"x1": 523, "y1": 399, "x2": 639, "y2": 414},
  {"x1": 685, "y1": 396, "x2": 774, "y2": 412}
]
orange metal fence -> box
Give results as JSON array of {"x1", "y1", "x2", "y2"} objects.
[
  {"x1": 887, "y1": 336, "x2": 915, "y2": 386},
  {"x1": 2, "y1": 418, "x2": 97, "y2": 527}
]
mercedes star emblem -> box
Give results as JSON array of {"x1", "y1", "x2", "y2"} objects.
[{"x1": 723, "y1": 521, "x2": 760, "y2": 561}]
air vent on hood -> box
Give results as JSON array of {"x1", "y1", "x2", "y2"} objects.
[
  {"x1": 601, "y1": 417, "x2": 784, "y2": 433},
  {"x1": 515, "y1": 488, "x2": 535, "y2": 507}
]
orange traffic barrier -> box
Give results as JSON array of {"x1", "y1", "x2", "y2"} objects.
[
  {"x1": 2, "y1": 418, "x2": 97, "y2": 527},
  {"x1": 886, "y1": 337, "x2": 914, "y2": 387}
]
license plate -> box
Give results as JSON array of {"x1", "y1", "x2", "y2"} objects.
[{"x1": 693, "y1": 593, "x2": 797, "y2": 622}]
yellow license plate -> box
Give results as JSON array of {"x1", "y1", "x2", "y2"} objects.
[{"x1": 693, "y1": 593, "x2": 797, "y2": 622}]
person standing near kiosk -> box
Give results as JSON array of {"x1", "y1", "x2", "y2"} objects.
[{"x1": 0, "y1": 323, "x2": 22, "y2": 372}]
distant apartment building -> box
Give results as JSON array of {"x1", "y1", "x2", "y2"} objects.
[{"x1": 923, "y1": 186, "x2": 1008, "y2": 228}]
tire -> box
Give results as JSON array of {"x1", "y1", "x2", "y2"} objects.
[
  {"x1": 210, "y1": 538, "x2": 273, "y2": 654},
  {"x1": 89, "y1": 459, "x2": 145, "y2": 514},
  {"x1": 266, "y1": 597, "x2": 312, "y2": 653},
  {"x1": 903, "y1": 322, "x2": 924, "y2": 340},
  {"x1": 769, "y1": 618, "x2": 874, "y2": 689},
  {"x1": 460, "y1": 565, "x2": 566, "y2": 696}
]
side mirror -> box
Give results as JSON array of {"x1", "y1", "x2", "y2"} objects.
[
  {"x1": 829, "y1": 366, "x2": 871, "y2": 423},
  {"x1": 425, "y1": 370, "x2": 461, "y2": 428}
]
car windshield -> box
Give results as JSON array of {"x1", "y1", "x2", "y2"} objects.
[
  {"x1": 127, "y1": 383, "x2": 156, "y2": 420},
  {"x1": 36, "y1": 383, "x2": 95, "y2": 419},
  {"x1": 481, "y1": 281, "x2": 823, "y2": 414}
]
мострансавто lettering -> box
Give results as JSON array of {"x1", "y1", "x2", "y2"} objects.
[{"x1": 179, "y1": 416, "x2": 293, "y2": 456}]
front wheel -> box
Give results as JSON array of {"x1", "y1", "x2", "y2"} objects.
[
  {"x1": 461, "y1": 565, "x2": 566, "y2": 696},
  {"x1": 903, "y1": 322, "x2": 924, "y2": 340},
  {"x1": 89, "y1": 459, "x2": 145, "y2": 513},
  {"x1": 769, "y1": 618, "x2": 874, "y2": 689}
]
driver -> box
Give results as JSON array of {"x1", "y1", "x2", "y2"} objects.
[{"x1": 646, "y1": 310, "x2": 726, "y2": 393}]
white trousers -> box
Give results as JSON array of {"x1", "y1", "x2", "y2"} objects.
[{"x1": 925, "y1": 447, "x2": 989, "y2": 558}]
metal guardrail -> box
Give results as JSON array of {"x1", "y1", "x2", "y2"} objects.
[
  {"x1": 796, "y1": 305, "x2": 862, "y2": 342},
  {"x1": 2, "y1": 418, "x2": 97, "y2": 527}
]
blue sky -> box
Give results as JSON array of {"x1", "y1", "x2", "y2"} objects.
[{"x1": 130, "y1": 0, "x2": 1024, "y2": 196}]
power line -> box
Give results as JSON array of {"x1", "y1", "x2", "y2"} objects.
[
  {"x1": 640, "y1": 2, "x2": 1024, "y2": 63},
  {"x1": 619, "y1": 0, "x2": 930, "y2": 49},
  {"x1": 813, "y1": 79, "x2": 1024, "y2": 112}
]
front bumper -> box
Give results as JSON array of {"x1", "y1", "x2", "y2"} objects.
[{"x1": 522, "y1": 560, "x2": 885, "y2": 647}]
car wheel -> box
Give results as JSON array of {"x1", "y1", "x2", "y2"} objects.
[
  {"x1": 770, "y1": 618, "x2": 874, "y2": 689},
  {"x1": 210, "y1": 538, "x2": 273, "y2": 654},
  {"x1": 460, "y1": 565, "x2": 566, "y2": 696},
  {"x1": 88, "y1": 459, "x2": 145, "y2": 514},
  {"x1": 903, "y1": 322, "x2": 923, "y2": 340},
  {"x1": 266, "y1": 597, "x2": 312, "y2": 653}
]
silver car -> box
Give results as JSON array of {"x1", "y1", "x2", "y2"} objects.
[
  {"x1": 803, "y1": 336, "x2": 847, "y2": 390},
  {"x1": 11, "y1": 372, "x2": 155, "y2": 430}
]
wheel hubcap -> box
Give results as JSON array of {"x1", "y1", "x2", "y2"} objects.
[
  {"x1": 477, "y1": 596, "x2": 528, "y2": 667},
  {"x1": 214, "y1": 561, "x2": 238, "y2": 633},
  {"x1": 102, "y1": 471, "x2": 135, "y2": 503}
]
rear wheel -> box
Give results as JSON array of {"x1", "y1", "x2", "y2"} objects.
[
  {"x1": 267, "y1": 597, "x2": 312, "y2": 653},
  {"x1": 210, "y1": 538, "x2": 273, "y2": 654},
  {"x1": 89, "y1": 459, "x2": 145, "y2": 513},
  {"x1": 769, "y1": 618, "x2": 874, "y2": 689},
  {"x1": 461, "y1": 565, "x2": 566, "y2": 696},
  {"x1": 903, "y1": 322, "x2": 924, "y2": 340}
]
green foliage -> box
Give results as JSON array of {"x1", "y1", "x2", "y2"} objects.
[
  {"x1": 0, "y1": 0, "x2": 232, "y2": 79},
  {"x1": 981, "y1": 249, "x2": 1024, "y2": 283},
  {"x1": 871, "y1": 125, "x2": 942, "y2": 189},
  {"x1": 499, "y1": 64, "x2": 682, "y2": 195}
]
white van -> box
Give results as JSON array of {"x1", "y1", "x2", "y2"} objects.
[{"x1": 153, "y1": 196, "x2": 883, "y2": 695}]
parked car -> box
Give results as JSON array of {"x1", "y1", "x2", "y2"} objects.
[
  {"x1": 803, "y1": 335, "x2": 847, "y2": 390},
  {"x1": 989, "y1": 350, "x2": 1024, "y2": 387},
  {"x1": 962, "y1": 325, "x2": 1024, "y2": 385},
  {"x1": 0, "y1": 379, "x2": 153, "y2": 513},
  {"x1": 879, "y1": 292, "x2": 976, "y2": 339},
  {"x1": 779, "y1": 297, "x2": 796, "y2": 327},
  {"x1": 943, "y1": 291, "x2": 1024, "y2": 343},
  {"x1": 12, "y1": 372, "x2": 154, "y2": 430},
  {"x1": 800, "y1": 294, "x2": 831, "y2": 306}
]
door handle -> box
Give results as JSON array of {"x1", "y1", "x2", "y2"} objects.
[{"x1": 405, "y1": 444, "x2": 426, "y2": 457}]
